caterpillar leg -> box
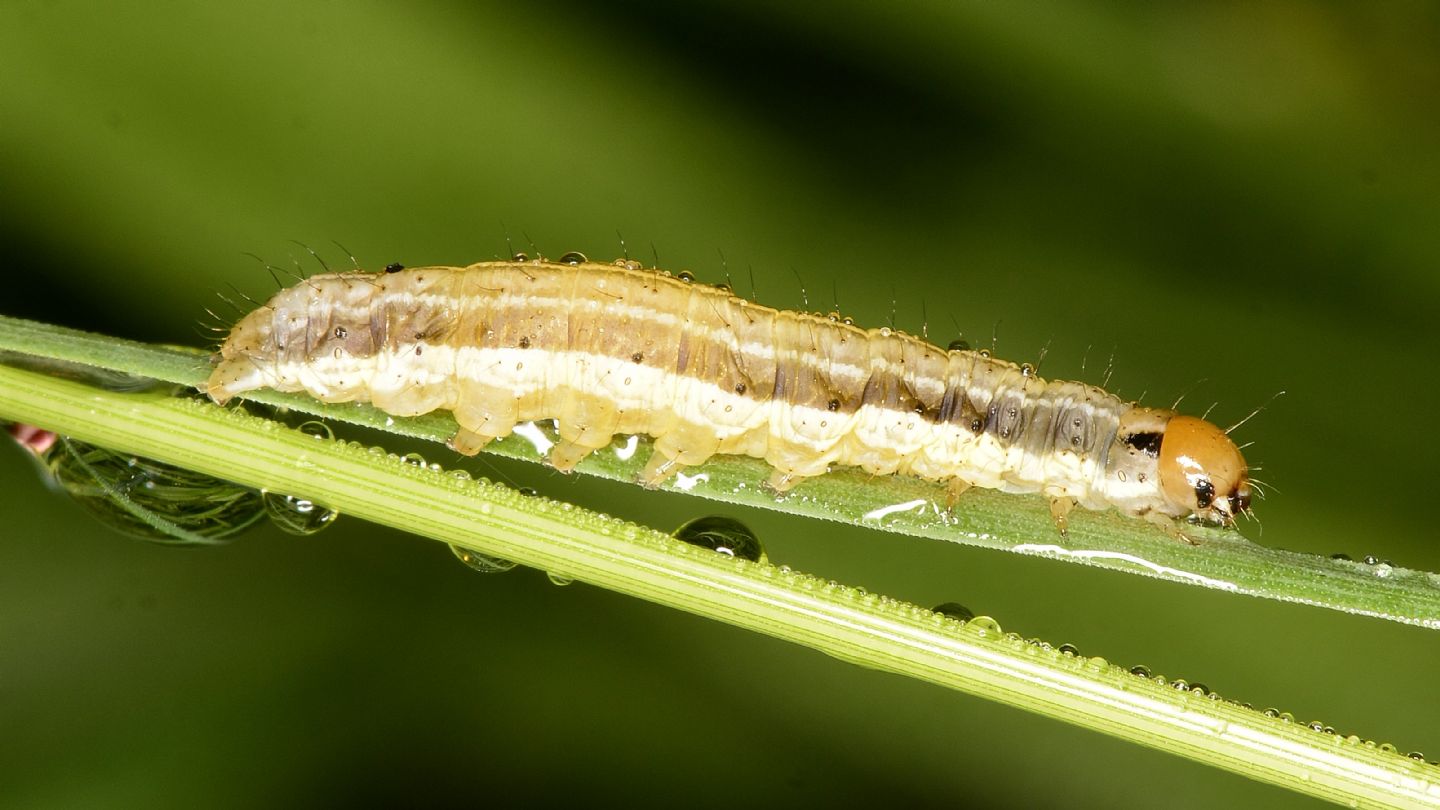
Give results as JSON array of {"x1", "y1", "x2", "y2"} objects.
[
  {"x1": 448, "y1": 428, "x2": 493, "y2": 457},
  {"x1": 763, "y1": 469, "x2": 800, "y2": 495},
  {"x1": 1144, "y1": 511, "x2": 1199, "y2": 545},
  {"x1": 638, "y1": 450, "x2": 685, "y2": 489},
  {"x1": 548, "y1": 439, "x2": 595, "y2": 473},
  {"x1": 644, "y1": 427, "x2": 720, "y2": 489},
  {"x1": 944, "y1": 478, "x2": 973, "y2": 511},
  {"x1": 762, "y1": 468, "x2": 825, "y2": 495},
  {"x1": 451, "y1": 408, "x2": 508, "y2": 457},
  {"x1": 1048, "y1": 496, "x2": 1076, "y2": 537}
]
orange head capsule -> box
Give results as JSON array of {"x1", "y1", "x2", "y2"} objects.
[{"x1": 1157, "y1": 415, "x2": 1251, "y2": 525}]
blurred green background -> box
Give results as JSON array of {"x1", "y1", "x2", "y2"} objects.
[{"x1": 3, "y1": 2, "x2": 1439, "y2": 807}]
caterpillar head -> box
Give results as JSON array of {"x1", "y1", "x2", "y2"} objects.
[{"x1": 1157, "y1": 415, "x2": 1251, "y2": 525}]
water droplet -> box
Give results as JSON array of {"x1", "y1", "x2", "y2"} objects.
[
  {"x1": 677, "y1": 270, "x2": 696, "y2": 282},
  {"x1": 966, "y1": 615, "x2": 1002, "y2": 636},
  {"x1": 1308, "y1": 721, "x2": 1325, "y2": 732},
  {"x1": 931, "y1": 602, "x2": 975, "y2": 622},
  {"x1": 1170, "y1": 679, "x2": 1189, "y2": 691},
  {"x1": 47, "y1": 437, "x2": 265, "y2": 545},
  {"x1": 1020, "y1": 363, "x2": 1035, "y2": 377},
  {"x1": 518, "y1": 487, "x2": 539, "y2": 496},
  {"x1": 1280, "y1": 712, "x2": 1296, "y2": 724},
  {"x1": 947, "y1": 338, "x2": 971, "y2": 352},
  {"x1": 1330, "y1": 553, "x2": 1352, "y2": 561},
  {"x1": 546, "y1": 572, "x2": 574, "y2": 586},
  {"x1": 511, "y1": 252, "x2": 529, "y2": 262},
  {"x1": 1129, "y1": 665, "x2": 1151, "y2": 678},
  {"x1": 263, "y1": 491, "x2": 339, "y2": 535},
  {"x1": 298, "y1": 420, "x2": 334, "y2": 441},
  {"x1": 1057, "y1": 643, "x2": 1079, "y2": 657},
  {"x1": 448, "y1": 469, "x2": 472, "y2": 481},
  {"x1": 558, "y1": 251, "x2": 588, "y2": 265},
  {"x1": 672, "y1": 515, "x2": 765, "y2": 562},
  {"x1": 1379, "y1": 743, "x2": 1398, "y2": 754},
  {"x1": 401, "y1": 452, "x2": 426, "y2": 467},
  {"x1": 1407, "y1": 751, "x2": 1427, "y2": 761},
  {"x1": 1188, "y1": 682, "x2": 1209, "y2": 696},
  {"x1": 450, "y1": 545, "x2": 517, "y2": 573},
  {"x1": 1264, "y1": 708, "x2": 1280, "y2": 718}
]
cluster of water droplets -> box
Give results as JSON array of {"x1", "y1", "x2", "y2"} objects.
[
  {"x1": 441, "y1": 451, "x2": 769, "y2": 584},
  {"x1": 351, "y1": 431, "x2": 1440, "y2": 770},
  {"x1": 916, "y1": 596, "x2": 1438, "y2": 769},
  {"x1": 19, "y1": 414, "x2": 345, "y2": 544},
  {"x1": 1329, "y1": 552, "x2": 1398, "y2": 580},
  {"x1": 562, "y1": 507, "x2": 1440, "y2": 774},
  {"x1": 369, "y1": 442, "x2": 1440, "y2": 769},
  {"x1": 264, "y1": 411, "x2": 1440, "y2": 769},
  {"x1": 1112, "y1": 659, "x2": 1431, "y2": 765},
  {"x1": 1123, "y1": 651, "x2": 1440, "y2": 760}
]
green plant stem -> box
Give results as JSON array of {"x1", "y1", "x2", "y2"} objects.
[
  {"x1": 2, "y1": 361, "x2": 1438, "y2": 808},
  {"x1": 2, "y1": 314, "x2": 1439, "y2": 629}
]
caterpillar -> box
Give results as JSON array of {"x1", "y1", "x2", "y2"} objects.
[{"x1": 206, "y1": 256, "x2": 1253, "y2": 538}]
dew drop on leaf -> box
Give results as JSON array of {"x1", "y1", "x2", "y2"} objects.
[
  {"x1": 263, "y1": 491, "x2": 339, "y2": 535},
  {"x1": 450, "y1": 544, "x2": 518, "y2": 574},
  {"x1": 671, "y1": 515, "x2": 765, "y2": 562}
]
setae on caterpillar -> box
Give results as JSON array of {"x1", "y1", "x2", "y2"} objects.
[{"x1": 206, "y1": 255, "x2": 1252, "y2": 539}]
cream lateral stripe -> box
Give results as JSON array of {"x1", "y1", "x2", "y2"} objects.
[
  {"x1": 208, "y1": 259, "x2": 1255, "y2": 527},
  {"x1": 273, "y1": 344, "x2": 1105, "y2": 501}
]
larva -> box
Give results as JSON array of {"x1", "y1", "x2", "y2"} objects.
[{"x1": 206, "y1": 257, "x2": 1252, "y2": 536}]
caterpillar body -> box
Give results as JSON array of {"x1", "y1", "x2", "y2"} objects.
[{"x1": 206, "y1": 257, "x2": 1252, "y2": 536}]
